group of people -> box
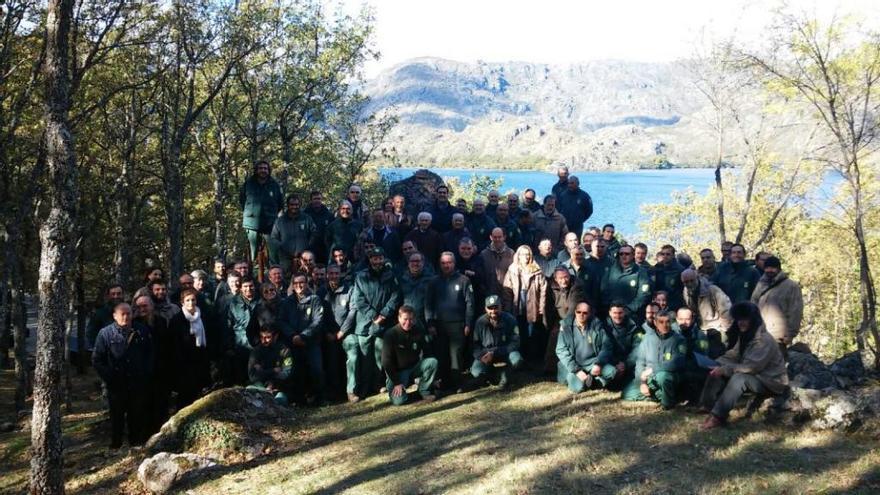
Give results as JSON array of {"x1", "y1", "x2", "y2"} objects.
[{"x1": 89, "y1": 163, "x2": 804, "y2": 448}]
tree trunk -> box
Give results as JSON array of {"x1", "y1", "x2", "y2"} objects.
[
  {"x1": 0, "y1": 279, "x2": 9, "y2": 369},
  {"x1": 164, "y1": 145, "x2": 184, "y2": 280},
  {"x1": 31, "y1": 0, "x2": 77, "y2": 493},
  {"x1": 11, "y1": 272, "x2": 29, "y2": 413},
  {"x1": 212, "y1": 136, "x2": 228, "y2": 259},
  {"x1": 714, "y1": 132, "x2": 726, "y2": 243},
  {"x1": 854, "y1": 213, "x2": 879, "y2": 368},
  {"x1": 75, "y1": 249, "x2": 86, "y2": 374}
]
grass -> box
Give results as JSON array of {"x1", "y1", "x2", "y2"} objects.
[{"x1": 1, "y1": 369, "x2": 879, "y2": 494}]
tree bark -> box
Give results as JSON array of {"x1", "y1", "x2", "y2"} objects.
[
  {"x1": 163, "y1": 145, "x2": 185, "y2": 280},
  {"x1": 31, "y1": 0, "x2": 77, "y2": 493},
  {"x1": 212, "y1": 133, "x2": 228, "y2": 259},
  {"x1": 714, "y1": 131, "x2": 726, "y2": 244}
]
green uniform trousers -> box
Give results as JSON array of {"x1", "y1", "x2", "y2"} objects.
[
  {"x1": 433, "y1": 320, "x2": 466, "y2": 389},
  {"x1": 621, "y1": 370, "x2": 679, "y2": 408},
  {"x1": 385, "y1": 358, "x2": 438, "y2": 406},
  {"x1": 557, "y1": 362, "x2": 618, "y2": 394},
  {"x1": 342, "y1": 333, "x2": 384, "y2": 396}
]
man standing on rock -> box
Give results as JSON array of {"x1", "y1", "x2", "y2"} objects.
[
  {"x1": 750, "y1": 256, "x2": 803, "y2": 357},
  {"x1": 551, "y1": 166, "x2": 570, "y2": 198},
  {"x1": 429, "y1": 185, "x2": 457, "y2": 233},
  {"x1": 557, "y1": 176, "x2": 594, "y2": 239},
  {"x1": 93, "y1": 303, "x2": 154, "y2": 448},
  {"x1": 240, "y1": 160, "x2": 284, "y2": 263},
  {"x1": 270, "y1": 194, "x2": 318, "y2": 274}
]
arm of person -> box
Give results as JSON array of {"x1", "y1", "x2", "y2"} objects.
[
  {"x1": 555, "y1": 328, "x2": 579, "y2": 373},
  {"x1": 299, "y1": 299, "x2": 324, "y2": 340}
]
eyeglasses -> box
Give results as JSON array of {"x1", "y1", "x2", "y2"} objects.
[
  {"x1": 575, "y1": 311, "x2": 590, "y2": 315},
  {"x1": 619, "y1": 252, "x2": 634, "y2": 256}
]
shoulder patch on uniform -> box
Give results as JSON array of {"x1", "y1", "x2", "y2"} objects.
[
  {"x1": 678, "y1": 343, "x2": 687, "y2": 354},
  {"x1": 641, "y1": 284, "x2": 650, "y2": 292},
  {"x1": 664, "y1": 351, "x2": 673, "y2": 361},
  {"x1": 629, "y1": 280, "x2": 637, "y2": 287}
]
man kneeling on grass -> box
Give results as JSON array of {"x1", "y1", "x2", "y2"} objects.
[
  {"x1": 621, "y1": 310, "x2": 686, "y2": 409},
  {"x1": 700, "y1": 301, "x2": 789, "y2": 429},
  {"x1": 469, "y1": 295, "x2": 524, "y2": 390},
  {"x1": 555, "y1": 301, "x2": 617, "y2": 394},
  {"x1": 248, "y1": 325, "x2": 293, "y2": 406},
  {"x1": 381, "y1": 305, "x2": 438, "y2": 405}
]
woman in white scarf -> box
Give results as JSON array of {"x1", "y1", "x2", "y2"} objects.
[{"x1": 170, "y1": 289, "x2": 210, "y2": 409}]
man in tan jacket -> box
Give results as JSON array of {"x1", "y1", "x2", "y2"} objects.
[
  {"x1": 682, "y1": 269, "x2": 732, "y2": 351},
  {"x1": 750, "y1": 256, "x2": 803, "y2": 356},
  {"x1": 699, "y1": 302, "x2": 789, "y2": 429}
]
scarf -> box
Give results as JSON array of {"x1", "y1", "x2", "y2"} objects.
[{"x1": 183, "y1": 307, "x2": 206, "y2": 348}]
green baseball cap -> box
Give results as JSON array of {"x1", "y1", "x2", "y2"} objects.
[{"x1": 485, "y1": 295, "x2": 501, "y2": 308}]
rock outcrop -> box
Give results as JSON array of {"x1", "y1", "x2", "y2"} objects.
[
  {"x1": 387, "y1": 168, "x2": 446, "y2": 213},
  {"x1": 137, "y1": 452, "x2": 217, "y2": 494}
]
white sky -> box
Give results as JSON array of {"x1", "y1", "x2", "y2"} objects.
[{"x1": 339, "y1": 0, "x2": 880, "y2": 78}]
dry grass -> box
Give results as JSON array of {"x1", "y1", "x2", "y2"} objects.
[{"x1": 1, "y1": 369, "x2": 879, "y2": 494}]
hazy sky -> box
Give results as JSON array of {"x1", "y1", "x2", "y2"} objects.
[{"x1": 340, "y1": 0, "x2": 880, "y2": 77}]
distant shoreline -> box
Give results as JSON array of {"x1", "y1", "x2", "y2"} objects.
[{"x1": 380, "y1": 165, "x2": 717, "y2": 175}]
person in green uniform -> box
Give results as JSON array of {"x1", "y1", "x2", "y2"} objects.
[
  {"x1": 622, "y1": 310, "x2": 686, "y2": 409},
  {"x1": 470, "y1": 295, "x2": 523, "y2": 389},
  {"x1": 381, "y1": 305, "x2": 438, "y2": 405},
  {"x1": 270, "y1": 194, "x2": 318, "y2": 273},
  {"x1": 225, "y1": 276, "x2": 260, "y2": 385},
  {"x1": 674, "y1": 307, "x2": 711, "y2": 404},
  {"x1": 240, "y1": 160, "x2": 284, "y2": 263},
  {"x1": 604, "y1": 302, "x2": 644, "y2": 390},
  {"x1": 556, "y1": 301, "x2": 617, "y2": 393},
  {"x1": 711, "y1": 243, "x2": 760, "y2": 304},
  {"x1": 248, "y1": 325, "x2": 294, "y2": 406},
  {"x1": 601, "y1": 244, "x2": 652, "y2": 321},
  {"x1": 426, "y1": 252, "x2": 475, "y2": 392}
]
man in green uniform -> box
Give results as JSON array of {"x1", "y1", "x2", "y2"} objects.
[
  {"x1": 399, "y1": 252, "x2": 434, "y2": 329},
  {"x1": 604, "y1": 302, "x2": 644, "y2": 390},
  {"x1": 225, "y1": 275, "x2": 260, "y2": 385},
  {"x1": 248, "y1": 325, "x2": 294, "y2": 405},
  {"x1": 278, "y1": 273, "x2": 325, "y2": 405},
  {"x1": 426, "y1": 252, "x2": 475, "y2": 392},
  {"x1": 470, "y1": 295, "x2": 523, "y2": 389},
  {"x1": 622, "y1": 310, "x2": 686, "y2": 409},
  {"x1": 240, "y1": 160, "x2": 284, "y2": 263},
  {"x1": 467, "y1": 199, "x2": 497, "y2": 251},
  {"x1": 323, "y1": 264, "x2": 355, "y2": 400},
  {"x1": 556, "y1": 301, "x2": 617, "y2": 393},
  {"x1": 381, "y1": 305, "x2": 438, "y2": 405},
  {"x1": 601, "y1": 224, "x2": 621, "y2": 258},
  {"x1": 712, "y1": 243, "x2": 760, "y2": 304},
  {"x1": 652, "y1": 244, "x2": 685, "y2": 311},
  {"x1": 674, "y1": 307, "x2": 711, "y2": 404},
  {"x1": 270, "y1": 194, "x2": 318, "y2": 273},
  {"x1": 325, "y1": 201, "x2": 364, "y2": 263},
  {"x1": 601, "y1": 244, "x2": 652, "y2": 321},
  {"x1": 350, "y1": 247, "x2": 401, "y2": 400}
]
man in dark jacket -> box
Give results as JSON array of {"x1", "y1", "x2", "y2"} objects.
[
  {"x1": 653, "y1": 244, "x2": 686, "y2": 311},
  {"x1": 86, "y1": 284, "x2": 124, "y2": 349},
  {"x1": 556, "y1": 176, "x2": 593, "y2": 239},
  {"x1": 601, "y1": 244, "x2": 652, "y2": 321},
  {"x1": 381, "y1": 305, "x2": 438, "y2": 405},
  {"x1": 278, "y1": 273, "x2": 325, "y2": 404},
  {"x1": 225, "y1": 276, "x2": 259, "y2": 385},
  {"x1": 325, "y1": 201, "x2": 363, "y2": 263},
  {"x1": 604, "y1": 302, "x2": 644, "y2": 390},
  {"x1": 442, "y1": 213, "x2": 471, "y2": 254},
  {"x1": 551, "y1": 166, "x2": 570, "y2": 198},
  {"x1": 305, "y1": 190, "x2": 334, "y2": 262},
  {"x1": 426, "y1": 252, "x2": 475, "y2": 392},
  {"x1": 323, "y1": 264, "x2": 355, "y2": 400},
  {"x1": 350, "y1": 247, "x2": 402, "y2": 400},
  {"x1": 240, "y1": 160, "x2": 284, "y2": 263},
  {"x1": 92, "y1": 303, "x2": 154, "y2": 448},
  {"x1": 399, "y1": 252, "x2": 434, "y2": 329},
  {"x1": 674, "y1": 307, "x2": 712, "y2": 404},
  {"x1": 248, "y1": 325, "x2": 294, "y2": 405},
  {"x1": 494, "y1": 203, "x2": 521, "y2": 249},
  {"x1": 470, "y1": 295, "x2": 522, "y2": 389},
  {"x1": 405, "y1": 212, "x2": 444, "y2": 269},
  {"x1": 466, "y1": 199, "x2": 497, "y2": 251},
  {"x1": 712, "y1": 243, "x2": 761, "y2": 304},
  {"x1": 428, "y1": 185, "x2": 458, "y2": 233}
]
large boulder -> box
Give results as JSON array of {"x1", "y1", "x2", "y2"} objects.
[
  {"x1": 137, "y1": 452, "x2": 217, "y2": 494},
  {"x1": 787, "y1": 349, "x2": 837, "y2": 390},
  {"x1": 785, "y1": 386, "x2": 879, "y2": 432},
  {"x1": 830, "y1": 351, "x2": 866, "y2": 389},
  {"x1": 145, "y1": 387, "x2": 290, "y2": 463},
  {"x1": 387, "y1": 169, "x2": 445, "y2": 214}
]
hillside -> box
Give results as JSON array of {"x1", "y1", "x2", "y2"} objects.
[{"x1": 362, "y1": 57, "x2": 801, "y2": 170}]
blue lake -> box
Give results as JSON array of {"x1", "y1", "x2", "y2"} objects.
[{"x1": 381, "y1": 168, "x2": 717, "y2": 238}]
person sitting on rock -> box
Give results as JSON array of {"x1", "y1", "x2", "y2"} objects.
[
  {"x1": 699, "y1": 301, "x2": 789, "y2": 429},
  {"x1": 247, "y1": 325, "x2": 293, "y2": 406}
]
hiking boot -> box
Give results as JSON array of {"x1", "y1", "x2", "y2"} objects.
[
  {"x1": 421, "y1": 394, "x2": 437, "y2": 404},
  {"x1": 700, "y1": 415, "x2": 725, "y2": 430},
  {"x1": 347, "y1": 393, "x2": 360, "y2": 403},
  {"x1": 497, "y1": 371, "x2": 509, "y2": 390}
]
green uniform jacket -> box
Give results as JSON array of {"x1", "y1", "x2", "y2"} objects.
[
  {"x1": 472, "y1": 312, "x2": 520, "y2": 361},
  {"x1": 226, "y1": 294, "x2": 259, "y2": 351},
  {"x1": 565, "y1": 262, "x2": 598, "y2": 306},
  {"x1": 381, "y1": 324, "x2": 432, "y2": 385},
  {"x1": 352, "y1": 266, "x2": 402, "y2": 337},
  {"x1": 605, "y1": 238, "x2": 621, "y2": 257},
  {"x1": 635, "y1": 328, "x2": 686, "y2": 380},
  {"x1": 324, "y1": 282, "x2": 356, "y2": 336},
  {"x1": 673, "y1": 323, "x2": 711, "y2": 373},
  {"x1": 271, "y1": 213, "x2": 318, "y2": 258},
  {"x1": 604, "y1": 317, "x2": 644, "y2": 368},
  {"x1": 601, "y1": 262, "x2": 652, "y2": 316},
  {"x1": 399, "y1": 270, "x2": 435, "y2": 325},
  {"x1": 248, "y1": 341, "x2": 293, "y2": 385},
  {"x1": 585, "y1": 256, "x2": 612, "y2": 306},
  {"x1": 651, "y1": 261, "x2": 685, "y2": 310},
  {"x1": 278, "y1": 292, "x2": 324, "y2": 341},
  {"x1": 239, "y1": 176, "x2": 283, "y2": 233},
  {"x1": 495, "y1": 218, "x2": 521, "y2": 249},
  {"x1": 426, "y1": 271, "x2": 475, "y2": 325},
  {"x1": 712, "y1": 261, "x2": 760, "y2": 304},
  {"x1": 325, "y1": 217, "x2": 364, "y2": 259},
  {"x1": 556, "y1": 316, "x2": 613, "y2": 373},
  {"x1": 466, "y1": 213, "x2": 497, "y2": 251}
]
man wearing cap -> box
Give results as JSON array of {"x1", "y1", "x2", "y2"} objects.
[
  {"x1": 555, "y1": 301, "x2": 617, "y2": 393},
  {"x1": 350, "y1": 246, "x2": 401, "y2": 400},
  {"x1": 470, "y1": 295, "x2": 522, "y2": 389},
  {"x1": 750, "y1": 256, "x2": 803, "y2": 357},
  {"x1": 622, "y1": 310, "x2": 686, "y2": 409},
  {"x1": 426, "y1": 252, "x2": 475, "y2": 392},
  {"x1": 381, "y1": 305, "x2": 438, "y2": 405}
]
